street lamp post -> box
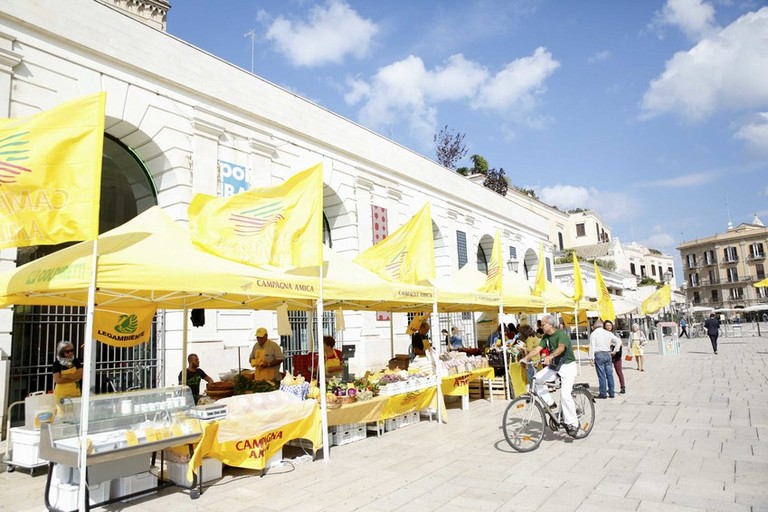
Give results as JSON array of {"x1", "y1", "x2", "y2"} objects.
[{"x1": 663, "y1": 270, "x2": 674, "y2": 321}]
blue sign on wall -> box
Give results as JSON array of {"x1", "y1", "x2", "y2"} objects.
[{"x1": 220, "y1": 160, "x2": 250, "y2": 197}]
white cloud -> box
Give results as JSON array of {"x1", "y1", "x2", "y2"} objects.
[
  {"x1": 649, "y1": 0, "x2": 719, "y2": 41},
  {"x1": 346, "y1": 49, "x2": 558, "y2": 148},
  {"x1": 472, "y1": 47, "x2": 559, "y2": 113},
  {"x1": 734, "y1": 112, "x2": 768, "y2": 156},
  {"x1": 642, "y1": 227, "x2": 677, "y2": 251},
  {"x1": 587, "y1": 50, "x2": 612, "y2": 64},
  {"x1": 265, "y1": 0, "x2": 378, "y2": 67},
  {"x1": 640, "y1": 171, "x2": 717, "y2": 187},
  {"x1": 346, "y1": 55, "x2": 435, "y2": 144},
  {"x1": 539, "y1": 184, "x2": 640, "y2": 223},
  {"x1": 640, "y1": 7, "x2": 768, "y2": 122},
  {"x1": 426, "y1": 54, "x2": 489, "y2": 102}
]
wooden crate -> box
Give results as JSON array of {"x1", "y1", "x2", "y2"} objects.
[
  {"x1": 485, "y1": 377, "x2": 509, "y2": 398},
  {"x1": 468, "y1": 380, "x2": 484, "y2": 399}
]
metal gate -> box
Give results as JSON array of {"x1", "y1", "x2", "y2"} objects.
[
  {"x1": 280, "y1": 310, "x2": 335, "y2": 375},
  {"x1": 406, "y1": 311, "x2": 478, "y2": 349},
  {"x1": 8, "y1": 305, "x2": 159, "y2": 425},
  {"x1": 437, "y1": 312, "x2": 477, "y2": 348}
]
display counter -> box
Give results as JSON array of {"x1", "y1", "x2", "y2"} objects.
[{"x1": 39, "y1": 386, "x2": 202, "y2": 510}]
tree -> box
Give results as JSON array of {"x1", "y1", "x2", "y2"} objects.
[
  {"x1": 483, "y1": 167, "x2": 509, "y2": 196},
  {"x1": 639, "y1": 277, "x2": 661, "y2": 287},
  {"x1": 513, "y1": 185, "x2": 538, "y2": 198},
  {"x1": 457, "y1": 154, "x2": 489, "y2": 176},
  {"x1": 433, "y1": 125, "x2": 468, "y2": 171}
]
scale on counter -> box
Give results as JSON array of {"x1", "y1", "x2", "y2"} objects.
[
  {"x1": 188, "y1": 403, "x2": 228, "y2": 420},
  {"x1": 341, "y1": 344, "x2": 356, "y2": 381}
]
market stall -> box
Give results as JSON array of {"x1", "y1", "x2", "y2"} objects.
[{"x1": 185, "y1": 392, "x2": 322, "y2": 475}]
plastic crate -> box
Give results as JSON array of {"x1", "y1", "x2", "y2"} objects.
[
  {"x1": 48, "y1": 481, "x2": 110, "y2": 510},
  {"x1": 111, "y1": 471, "x2": 157, "y2": 502},
  {"x1": 329, "y1": 424, "x2": 366, "y2": 446},
  {"x1": 9, "y1": 426, "x2": 45, "y2": 466},
  {"x1": 384, "y1": 417, "x2": 400, "y2": 432},
  {"x1": 167, "y1": 457, "x2": 222, "y2": 487},
  {"x1": 402, "y1": 411, "x2": 420, "y2": 427}
]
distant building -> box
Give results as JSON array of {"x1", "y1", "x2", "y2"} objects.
[
  {"x1": 623, "y1": 242, "x2": 676, "y2": 287},
  {"x1": 677, "y1": 216, "x2": 768, "y2": 309}
]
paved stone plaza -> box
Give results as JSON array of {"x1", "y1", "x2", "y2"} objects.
[{"x1": 2, "y1": 332, "x2": 767, "y2": 512}]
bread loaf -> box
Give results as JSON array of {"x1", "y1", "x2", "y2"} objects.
[{"x1": 206, "y1": 380, "x2": 234, "y2": 391}]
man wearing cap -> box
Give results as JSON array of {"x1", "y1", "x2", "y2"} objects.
[{"x1": 249, "y1": 327, "x2": 285, "y2": 381}]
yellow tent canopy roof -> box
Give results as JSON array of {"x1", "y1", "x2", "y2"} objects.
[{"x1": 0, "y1": 207, "x2": 320, "y2": 310}]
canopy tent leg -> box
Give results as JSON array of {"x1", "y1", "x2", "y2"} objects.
[{"x1": 78, "y1": 239, "x2": 99, "y2": 512}]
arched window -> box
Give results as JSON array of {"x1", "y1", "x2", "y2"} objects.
[{"x1": 477, "y1": 245, "x2": 488, "y2": 274}]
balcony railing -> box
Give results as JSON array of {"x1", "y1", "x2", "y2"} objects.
[{"x1": 749, "y1": 253, "x2": 766, "y2": 260}]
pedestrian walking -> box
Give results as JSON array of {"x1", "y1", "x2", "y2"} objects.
[
  {"x1": 588, "y1": 319, "x2": 621, "y2": 398},
  {"x1": 679, "y1": 317, "x2": 689, "y2": 339},
  {"x1": 605, "y1": 320, "x2": 626, "y2": 394},
  {"x1": 629, "y1": 323, "x2": 647, "y2": 371},
  {"x1": 704, "y1": 313, "x2": 721, "y2": 354}
]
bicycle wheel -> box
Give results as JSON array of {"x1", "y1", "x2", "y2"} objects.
[
  {"x1": 571, "y1": 388, "x2": 595, "y2": 439},
  {"x1": 502, "y1": 396, "x2": 546, "y2": 452}
]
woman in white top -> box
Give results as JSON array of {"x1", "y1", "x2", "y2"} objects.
[{"x1": 629, "y1": 323, "x2": 647, "y2": 372}]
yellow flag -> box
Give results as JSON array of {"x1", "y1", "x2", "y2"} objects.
[
  {"x1": 354, "y1": 203, "x2": 435, "y2": 284},
  {"x1": 562, "y1": 310, "x2": 589, "y2": 327},
  {"x1": 0, "y1": 93, "x2": 105, "y2": 249},
  {"x1": 532, "y1": 242, "x2": 546, "y2": 296},
  {"x1": 641, "y1": 284, "x2": 671, "y2": 315},
  {"x1": 572, "y1": 251, "x2": 583, "y2": 302},
  {"x1": 481, "y1": 230, "x2": 503, "y2": 294},
  {"x1": 756, "y1": 277, "x2": 768, "y2": 287},
  {"x1": 93, "y1": 304, "x2": 158, "y2": 348},
  {"x1": 594, "y1": 262, "x2": 615, "y2": 321},
  {"x1": 189, "y1": 164, "x2": 323, "y2": 268}
]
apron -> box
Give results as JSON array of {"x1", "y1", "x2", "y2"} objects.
[
  {"x1": 325, "y1": 351, "x2": 343, "y2": 374},
  {"x1": 54, "y1": 366, "x2": 81, "y2": 414}
]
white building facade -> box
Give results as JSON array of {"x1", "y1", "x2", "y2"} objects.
[{"x1": 0, "y1": 0, "x2": 581, "y2": 422}]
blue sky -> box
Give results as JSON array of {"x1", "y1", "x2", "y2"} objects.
[{"x1": 167, "y1": 0, "x2": 768, "y2": 268}]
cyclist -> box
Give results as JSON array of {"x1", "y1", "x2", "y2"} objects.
[{"x1": 519, "y1": 314, "x2": 579, "y2": 437}]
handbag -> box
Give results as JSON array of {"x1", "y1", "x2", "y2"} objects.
[{"x1": 624, "y1": 354, "x2": 632, "y2": 362}]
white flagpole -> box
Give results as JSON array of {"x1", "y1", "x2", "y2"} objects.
[
  {"x1": 501, "y1": 303, "x2": 509, "y2": 400},
  {"x1": 500, "y1": 252, "x2": 510, "y2": 401},
  {"x1": 78, "y1": 239, "x2": 98, "y2": 512},
  {"x1": 432, "y1": 284, "x2": 444, "y2": 423},
  {"x1": 574, "y1": 305, "x2": 581, "y2": 375},
  {"x1": 316, "y1": 270, "x2": 330, "y2": 461},
  {"x1": 181, "y1": 305, "x2": 188, "y2": 386}
]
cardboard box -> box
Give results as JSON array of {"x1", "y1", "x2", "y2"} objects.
[{"x1": 388, "y1": 355, "x2": 410, "y2": 370}]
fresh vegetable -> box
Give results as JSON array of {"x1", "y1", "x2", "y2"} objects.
[{"x1": 233, "y1": 373, "x2": 279, "y2": 395}]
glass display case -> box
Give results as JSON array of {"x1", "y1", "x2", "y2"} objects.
[{"x1": 39, "y1": 386, "x2": 202, "y2": 468}]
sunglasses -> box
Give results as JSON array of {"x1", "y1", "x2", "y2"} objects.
[{"x1": 63, "y1": 349, "x2": 74, "y2": 354}]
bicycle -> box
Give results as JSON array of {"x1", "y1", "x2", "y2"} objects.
[{"x1": 502, "y1": 362, "x2": 595, "y2": 452}]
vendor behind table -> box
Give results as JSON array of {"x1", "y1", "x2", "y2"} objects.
[{"x1": 249, "y1": 327, "x2": 285, "y2": 381}]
